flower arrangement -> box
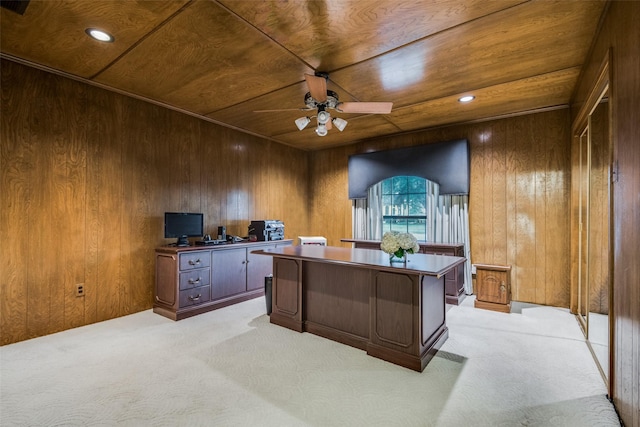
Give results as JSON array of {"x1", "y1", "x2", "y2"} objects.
[{"x1": 380, "y1": 231, "x2": 420, "y2": 261}]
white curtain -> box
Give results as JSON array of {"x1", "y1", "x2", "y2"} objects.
[
  {"x1": 423, "y1": 181, "x2": 472, "y2": 294},
  {"x1": 352, "y1": 182, "x2": 383, "y2": 240},
  {"x1": 368, "y1": 183, "x2": 383, "y2": 240},
  {"x1": 433, "y1": 194, "x2": 473, "y2": 294},
  {"x1": 352, "y1": 199, "x2": 367, "y2": 239}
]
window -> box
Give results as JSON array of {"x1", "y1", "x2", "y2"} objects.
[{"x1": 381, "y1": 176, "x2": 428, "y2": 240}]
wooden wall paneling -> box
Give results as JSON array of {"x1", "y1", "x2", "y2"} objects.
[
  {"x1": 248, "y1": 136, "x2": 270, "y2": 223},
  {"x1": 1, "y1": 61, "x2": 32, "y2": 344},
  {"x1": 469, "y1": 124, "x2": 486, "y2": 263},
  {"x1": 199, "y1": 125, "x2": 215, "y2": 234},
  {"x1": 86, "y1": 88, "x2": 121, "y2": 324},
  {"x1": 512, "y1": 115, "x2": 536, "y2": 303},
  {"x1": 544, "y1": 110, "x2": 571, "y2": 307},
  {"x1": 276, "y1": 142, "x2": 309, "y2": 243},
  {"x1": 233, "y1": 131, "x2": 252, "y2": 236},
  {"x1": 0, "y1": 59, "x2": 312, "y2": 344},
  {"x1": 308, "y1": 145, "x2": 353, "y2": 246},
  {"x1": 491, "y1": 119, "x2": 508, "y2": 264},
  {"x1": 200, "y1": 127, "x2": 213, "y2": 234},
  {"x1": 27, "y1": 74, "x2": 65, "y2": 338},
  {"x1": 215, "y1": 128, "x2": 233, "y2": 230},
  {"x1": 201, "y1": 125, "x2": 227, "y2": 234},
  {"x1": 542, "y1": 113, "x2": 559, "y2": 305},
  {"x1": 481, "y1": 121, "x2": 495, "y2": 262},
  {"x1": 56, "y1": 77, "x2": 88, "y2": 331},
  {"x1": 220, "y1": 128, "x2": 241, "y2": 235},
  {"x1": 262, "y1": 138, "x2": 284, "y2": 232},
  {"x1": 118, "y1": 98, "x2": 134, "y2": 317},
  {"x1": 120, "y1": 99, "x2": 150, "y2": 315},
  {"x1": 468, "y1": 124, "x2": 487, "y2": 265},
  {"x1": 155, "y1": 106, "x2": 180, "y2": 235},
  {"x1": 538, "y1": 110, "x2": 566, "y2": 307},
  {"x1": 307, "y1": 147, "x2": 327, "y2": 242},
  {"x1": 610, "y1": 4, "x2": 639, "y2": 420},
  {"x1": 163, "y1": 113, "x2": 197, "y2": 214},
  {"x1": 533, "y1": 113, "x2": 549, "y2": 304},
  {"x1": 505, "y1": 118, "x2": 519, "y2": 299},
  {"x1": 533, "y1": 114, "x2": 547, "y2": 304}
]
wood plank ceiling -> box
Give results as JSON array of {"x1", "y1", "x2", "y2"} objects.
[{"x1": 0, "y1": 0, "x2": 606, "y2": 151}]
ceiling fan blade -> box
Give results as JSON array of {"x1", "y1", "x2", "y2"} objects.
[
  {"x1": 253, "y1": 108, "x2": 312, "y2": 113},
  {"x1": 337, "y1": 102, "x2": 393, "y2": 114},
  {"x1": 305, "y1": 74, "x2": 327, "y2": 103},
  {"x1": 326, "y1": 116, "x2": 333, "y2": 130}
]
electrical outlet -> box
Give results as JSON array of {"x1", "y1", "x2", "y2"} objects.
[{"x1": 76, "y1": 284, "x2": 85, "y2": 297}]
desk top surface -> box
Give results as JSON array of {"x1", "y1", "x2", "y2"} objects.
[{"x1": 254, "y1": 245, "x2": 465, "y2": 277}]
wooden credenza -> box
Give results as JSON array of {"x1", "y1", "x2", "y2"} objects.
[
  {"x1": 341, "y1": 239, "x2": 466, "y2": 305},
  {"x1": 154, "y1": 240, "x2": 292, "y2": 320},
  {"x1": 255, "y1": 245, "x2": 466, "y2": 372}
]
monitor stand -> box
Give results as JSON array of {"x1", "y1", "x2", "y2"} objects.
[{"x1": 176, "y1": 235, "x2": 190, "y2": 247}]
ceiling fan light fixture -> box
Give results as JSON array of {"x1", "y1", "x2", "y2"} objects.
[
  {"x1": 315, "y1": 124, "x2": 328, "y2": 137},
  {"x1": 85, "y1": 28, "x2": 114, "y2": 43},
  {"x1": 317, "y1": 110, "x2": 330, "y2": 125},
  {"x1": 332, "y1": 117, "x2": 348, "y2": 131},
  {"x1": 295, "y1": 116, "x2": 311, "y2": 130},
  {"x1": 458, "y1": 95, "x2": 475, "y2": 103}
]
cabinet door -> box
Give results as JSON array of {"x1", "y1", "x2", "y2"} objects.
[
  {"x1": 211, "y1": 247, "x2": 247, "y2": 300},
  {"x1": 247, "y1": 244, "x2": 276, "y2": 291},
  {"x1": 477, "y1": 269, "x2": 507, "y2": 304}
]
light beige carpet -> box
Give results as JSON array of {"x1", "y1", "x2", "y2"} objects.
[{"x1": 1, "y1": 296, "x2": 620, "y2": 426}]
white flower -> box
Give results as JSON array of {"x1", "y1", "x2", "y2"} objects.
[
  {"x1": 397, "y1": 232, "x2": 420, "y2": 253},
  {"x1": 380, "y1": 231, "x2": 419, "y2": 255},
  {"x1": 380, "y1": 231, "x2": 400, "y2": 254}
]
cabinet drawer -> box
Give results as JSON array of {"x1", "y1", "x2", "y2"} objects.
[
  {"x1": 179, "y1": 268, "x2": 211, "y2": 290},
  {"x1": 179, "y1": 286, "x2": 211, "y2": 308},
  {"x1": 179, "y1": 252, "x2": 210, "y2": 271}
]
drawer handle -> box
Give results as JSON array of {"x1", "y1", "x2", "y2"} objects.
[
  {"x1": 500, "y1": 282, "x2": 506, "y2": 292},
  {"x1": 188, "y1": 259, "x2": 201, "y2": 266},
  {"x1": 189, "y1": 294, "x2": 202, "y2": 301},
  {"x1": 188, "y1": 277, "x2": 201, "y2": 285}
]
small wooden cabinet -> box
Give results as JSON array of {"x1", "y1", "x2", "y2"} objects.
[
  {"x1": 154, "y1": 240, "x2": 292, "y2": 320},
  {"x1": 474, "y1": 264, "x2": 511, "y2": 313}
]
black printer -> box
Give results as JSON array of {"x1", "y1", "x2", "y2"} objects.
[{"x1": 248, "y1": 220, "x2": 284, "y2": 241}]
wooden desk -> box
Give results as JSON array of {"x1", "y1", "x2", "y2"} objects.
[
  {"x1": 341, "y1": 239, "x2": 466, "y2": 305},
  {"x1": 254, "y1": 245, "x2": 466, "y2": 372}
]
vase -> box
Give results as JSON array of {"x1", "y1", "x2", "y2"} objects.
[{"x1": 389, "y1": 252, "x2": 407, "y2": 264}]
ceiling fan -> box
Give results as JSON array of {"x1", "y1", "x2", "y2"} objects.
[{"x1": 256, "y1": 72, "x2": 393, "y2": 137}]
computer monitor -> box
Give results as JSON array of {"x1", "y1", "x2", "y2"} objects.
[{"x1": 164, "y1": 212, "x2": 203, "y2": 246}]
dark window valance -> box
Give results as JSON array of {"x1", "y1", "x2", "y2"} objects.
[{"x1": 347, "y1": 139, "x2": 470, "y2": 199}]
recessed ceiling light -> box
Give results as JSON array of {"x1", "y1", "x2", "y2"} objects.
[
  {"x1": 85, "y1": 28, "x2": 114, "y2": 43},
  {"x1": 458, "y1": 95, "x2": 475, "y2": 103}
]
